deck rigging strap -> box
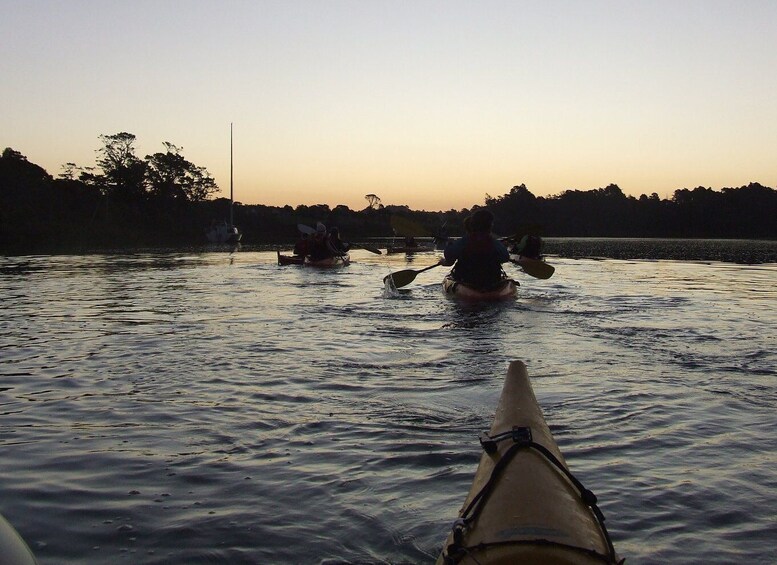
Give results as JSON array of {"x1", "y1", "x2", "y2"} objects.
[{"x1": 442, "y1": 426, "x2": 622, "y2": 565}]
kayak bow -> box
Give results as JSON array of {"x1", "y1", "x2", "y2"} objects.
[
  {"x1": 0, "y1": 513, "x2": 37, "y2": 565},
  {"x1": 437, "y1": 361, "x2": 621, "y2": 565}
]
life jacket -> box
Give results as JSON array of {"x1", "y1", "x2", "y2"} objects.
[
  {"x1": 293, "y1": 238, "x2": 310, "y2": 256},
  {"x1": 451, "y1": 233, "x2": 505, "y2": 288},
  {"x1": 511, "y1": 234, "x2": 543, "y2": 259},
  {"x1": 308, "y1": 235, "x2": 332, "y2": 261},
  {"x1": 326, "y1": 237, "x2": 349, "y2": 256},
  {"x1": 524, "y1": 235, "x2": 542, "y2": 259}
]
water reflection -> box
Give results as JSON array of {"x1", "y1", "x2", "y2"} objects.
[{"x1": 0, "y1": 251, "x2": 775, "y2": 564}]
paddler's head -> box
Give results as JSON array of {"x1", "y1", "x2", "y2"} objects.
[{"x1": 469, "y1": 209, "x2": 494, "y2": 234}]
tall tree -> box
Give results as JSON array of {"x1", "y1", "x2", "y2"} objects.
[
  {"x1": 364, "y1": 193, "x2": 382, "y2": 210},
  {"x1": 145, "y1": 142, "x2": 218, "y2": 202},
  {"x1": 96, "y1": 132, "x2": 147, "y2": 199}
]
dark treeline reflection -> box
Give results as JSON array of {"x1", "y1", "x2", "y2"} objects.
[{"x1": 1, "y1": 141, "x2": 775, "y2": 250}]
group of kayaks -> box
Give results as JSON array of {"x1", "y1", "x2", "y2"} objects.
[
  {"x1": 277, "y1": 233, "x2": 623, "y2": 561},
  {"x1": 4, "y1": 234, "x2": 593, "y2": 564},
  {"x1": 279, "y1": 234, "x2": 555, "y2": 301},
  {"x1": 278, "y1": 247, "x2": 537, "y2": 301}
]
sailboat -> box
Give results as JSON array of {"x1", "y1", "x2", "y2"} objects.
[{"x1": 206, "y1": 123, "x2": 242, "y2": 244}]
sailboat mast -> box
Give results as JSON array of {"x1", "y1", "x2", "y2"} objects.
[{"x1": 229, "y1": 123, "x2": 234, "y2": 227}]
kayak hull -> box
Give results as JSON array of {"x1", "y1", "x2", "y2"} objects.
[
  {"x1": 277, "y1": 252, "x2": 305, "y2": 266},
  {"x1": 278, "y1": 251, "x2": 350, "y2": 267},
  {"x1": 442, "y1": 275, "x2": 517, "y2": 301},
  {"x1": 0, "y1": 513, "x2": 37, "y2": 565},
  {"x1": 304, "y1": 254, "x2": 350, "y2": 267},
  {"x1": 437, "y1": 361, "x2": 619, "y2": 565},
  {"x1": 386, "y1": 246, "x2": 434, "y2": 254}
]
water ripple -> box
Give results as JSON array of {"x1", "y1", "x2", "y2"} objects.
[{"x1": 0, "y1": 251, "x2": 775, "y2": 563}]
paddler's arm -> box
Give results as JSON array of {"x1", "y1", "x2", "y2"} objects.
[
  {"x1": 443, "y1": 236, "x2": 465, "y2": 265},
  {"x1": 494, "y1": 238, "x2": 510, "y2": 263}
]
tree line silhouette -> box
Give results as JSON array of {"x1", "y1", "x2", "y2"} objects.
[{"x1": 1, "y1": 133, "x2": 775, "y2": 250}]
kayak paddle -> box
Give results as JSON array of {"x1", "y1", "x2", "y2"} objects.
[
  {"x1": 350, "y1": 243, "x2": 382, "y2": 255},
  {"x1": 510, "y1": 256, "x2": 555, "y2": 279},
  {"x1": 384, "y1": 262, "x2": 442, "y2": 288}
]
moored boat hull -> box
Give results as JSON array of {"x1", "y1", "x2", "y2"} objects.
[
  {"x1": 437, "y1": 361, "x2": 619, "y2": 565},
  {"x1": 205, "y1": 222, "x2": 242, "y2": 244},
  {"x1": 442, "y1": 275, "x2": 517, "y2": 301}
]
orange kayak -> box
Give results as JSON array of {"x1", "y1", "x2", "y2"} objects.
[
  {"x1": 304, "y1": 254, "x2": 350, "y2": 267},
  {"x1": 442, "y1": 275, "x2": 518, "y2": 301},
  {"x1": 437, "y1": 361, "x2": 621, "y2": 564}
]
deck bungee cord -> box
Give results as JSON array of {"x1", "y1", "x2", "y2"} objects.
[{"x1": 440, "y1": 426, "x2": 623, "y2": 565}]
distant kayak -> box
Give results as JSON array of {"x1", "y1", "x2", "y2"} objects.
[
  {"x1": 437, "y1": 361, "x2": 621, "y2": 565},
  {"x1": 386, "y1": 245, "x2": 434, "y2": 254},
  {"x1": 442, "y1": 275, "x2": 518, "y2": 301},
  {"x1": 0, "y1": 513, "x2": 37, "y2": 565},
  {"x1": 277, "y1": 252, "x2": 350, "y2": 267},
  {"x1": 277, "y1": 252, "x2": 305, "y2": 266},
  {"x1": 305, "y1": 254, "x2": 350, "y2": 267}
]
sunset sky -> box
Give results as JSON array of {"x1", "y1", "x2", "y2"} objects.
[{"x1": 3, "y1": 1, "x2": 776, "y2": 211}]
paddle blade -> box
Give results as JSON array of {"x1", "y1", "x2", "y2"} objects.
[
  {"x1": 297, "y1": 223, "x2": 316, "y2": 235},
  {"x1": 384, "y1": 269, "x2": 418, "y2": 288},
  {"x1": 513, "y1": 257, "x2": 555, "y2": 279},
  {"x1": 356, "y1": 243, "x2": 382, "y2": 255}
]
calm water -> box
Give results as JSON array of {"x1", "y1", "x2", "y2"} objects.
[{"x1": 1, "y1": 242, "x2": 775, "y2": 564}]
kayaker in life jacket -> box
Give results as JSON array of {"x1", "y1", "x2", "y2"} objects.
[
  {"x1": 327, "y1": 227, "x2": 350, "y2": 256},
  {"x1": 293, "y1": 233, "x2": 311, "y2": 257},
  {"x1": 442, "y1": 209, "x2": 509, "y2": 288},
  {"x1": 511, "y1": 233, "x2": 543, "y2": 260},
  {"x1": 308, "y1": 222, "x2": 332, "y2": 261}
]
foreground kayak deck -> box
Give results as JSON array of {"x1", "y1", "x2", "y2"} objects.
[
  {"x1": 442, "y1": 275, "x2": 518, "y2": 301},
  {"x1": 437, "y1": 361, "x2": 620, "y2": 565},
  {"x1": 0, "y1": 513, "x2": 37, "y2": 565}
]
